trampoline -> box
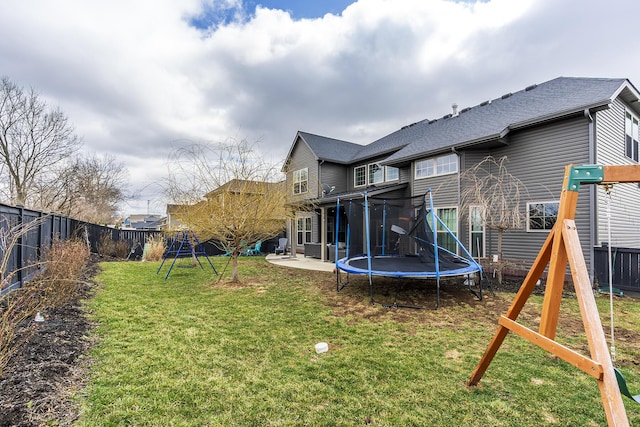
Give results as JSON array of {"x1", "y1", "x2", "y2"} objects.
[{"x1": 334, "y1": 190, "x2": 483, "y2": 308}]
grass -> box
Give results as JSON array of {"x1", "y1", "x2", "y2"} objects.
[{"x1": 77, "y1": 257, "x2": 640, "y2": 426}]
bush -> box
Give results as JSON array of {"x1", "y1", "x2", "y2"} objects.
[
  {"x1": 143, "y1": 234, "x2": 166, "y2": 262},
  {"x1": 97, "y1": 232, "x2": 130, "y2": 258},
  {"x1": 0, "y1": 239, "x2": 89, "y2": 377}
]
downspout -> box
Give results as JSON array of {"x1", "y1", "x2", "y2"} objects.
[
  {"x1": 318, "y1": 160, "x2": 325, "y2": 255},
  {"x1": 585, "y1": 108, "x2": 596, "y2": 284}
]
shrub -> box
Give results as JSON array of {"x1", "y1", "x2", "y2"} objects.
[
  {"x1": 97, "y1": 232, "x2": 130, "y2": 258},
  {"x1": 0, "y1": 238, "x2": 89, "y2": 377},
  {"x1": 143, "y1": 234, "x2": 166, "y2": 262}
]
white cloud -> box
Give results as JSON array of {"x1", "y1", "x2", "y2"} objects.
[{"x1": 0, "y1": 0, "x2": 638, "y2": 215}]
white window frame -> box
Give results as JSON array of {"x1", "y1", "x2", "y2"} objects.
[
  {"x1": 354, "y1": 165, "x2": 366, "y2": 187},
  {"x1": 415, "y1": 153, "x2": 458, "y2": 179},
  {"x1": 434, "y1": 206, "x2": 458, "y2": 254},
  {"x1": 368, "y1": 163, "x2": 384, "y2": 184},
  {"x1": 527, "y1": 201, "x2": 559, "y2": 232},
  {"x1": 293, "y1": 168, "x2": 308, "y2": 195},
  {"x1": 469, "y1": 205, "x2": 485, "y2": 258},
  {"x1": 354, "y1": 163, "x2": 399, "y2": 186},
  {"x1": 296, "y1": 215, "x2": 312, "y2": 245},
  {"x1": 385, "y1": 166, "x2": 399, "y2": 181},
  {"x1": 625, "y1": 110, "x2": 639, "y2": 162}
]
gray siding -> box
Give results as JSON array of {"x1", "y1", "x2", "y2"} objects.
[
  {"x1": 490, "y1": 116, "x2": 592, "y2": 267},
  {"x1": 319, "y1": 162, "x2": 348, "y2": 195},
  {"x1": 595, "y1": 99, "x2": 640, "y2": 248},
  {"x1": 286, "y1": 138, "x2": 320, "y2": 200}
]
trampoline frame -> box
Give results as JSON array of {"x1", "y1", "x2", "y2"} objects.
[{"x1": 334, "y1": 189, "x2": 483, "y2": 308}]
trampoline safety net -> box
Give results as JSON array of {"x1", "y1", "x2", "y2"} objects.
[{"x1": 334, "y1": 190, "x2": 483, "y2": 308}]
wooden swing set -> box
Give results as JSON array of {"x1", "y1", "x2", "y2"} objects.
[{"x1": 468, "y1": 164, "x2": 640, "y2": 426}]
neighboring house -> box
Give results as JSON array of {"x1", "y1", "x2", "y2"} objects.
[
  {"x1": 282, "y1": 76, "x2": 640, "y2": 286},
  {"x1": 122, "y1": 214, "x2": 166, "y2": 231},
  {"x1": 165, "y1": 204, "x2": 187, "y2": 231}
]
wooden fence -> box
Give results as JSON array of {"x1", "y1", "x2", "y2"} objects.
[{"x1": 0, "y1": 203, "x2": 161, "y2": 294}]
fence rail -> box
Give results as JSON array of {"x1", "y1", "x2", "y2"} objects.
[{"x1": 594, "y1": 244, "x2": 640, "y2": 293}]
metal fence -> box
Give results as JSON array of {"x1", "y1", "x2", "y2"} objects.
[{"x1": 594, "y1": 244, "x2": 640, "y2": 293}]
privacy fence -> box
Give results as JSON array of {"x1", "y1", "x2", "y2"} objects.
[
  {"x1": 0, "y1": 203, "x2": 162, "y2": 294},
  {"x1": 593, "y1": 244, "x2": 640, "y2": 294}
]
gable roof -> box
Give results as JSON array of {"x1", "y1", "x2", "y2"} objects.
[
  {"x1": 291, "y1": 77, "x2": 640, "y2": 167},
  {"x1": 297, "y1": 131, "x2": 362, "y2": 163}
]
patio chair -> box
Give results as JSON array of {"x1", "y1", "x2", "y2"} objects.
[
  {"x1": 245, "y1": 241, "x2": 263, "y2": 256},
  {"x1": 275, "y1": 238, "x2": 288, "y2": 255}
]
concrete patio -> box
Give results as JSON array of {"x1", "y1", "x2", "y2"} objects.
[{"x1": 265, "y1": 253, "x2": 336, "y2": 272}]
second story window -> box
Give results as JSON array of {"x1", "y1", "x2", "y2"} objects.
[
  {"x1": 354, "y1": 165, "x2": 366, "y2": 187},
  {"x1": 355, "y1": 164, "x2": 400, "y2": 187},
  {"x1": 626, "y1": 111, "x2": 639, "y2": 162},
  {"x1": 415, "y1": 153, "x2": 458, "y2": 179},
  {"x1": 293, "y1": 168, "x2": 308, "y2": 194},
  {"x1": 369, "y1": 164, "x2": 384, "y2": 184},
  {"x1": 386, "y1": 166, "x2": 399, "y2": 181}
]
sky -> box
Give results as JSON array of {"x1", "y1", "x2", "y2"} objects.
[{"x1": 1, "y1": 0, "x2": 639, "y2": 217}]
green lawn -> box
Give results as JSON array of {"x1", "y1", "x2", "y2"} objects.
[{"x1": 77, "y1": 257, "x2": 640, "y2": 426}]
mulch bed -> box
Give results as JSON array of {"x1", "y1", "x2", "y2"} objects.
[{"x1": 0, "y1": 265, "x2": 97, "y2": 427}]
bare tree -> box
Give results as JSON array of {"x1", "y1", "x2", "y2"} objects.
[
  {"x1": 460, "y1": 155, "x2": 526, "y2": 284},
  {"x1": 0, "y1": 76, "x2": 82, "y2": 207},
  {"x1": 59, "y1": 153, "x2": 128, "y2": 223},
  {"x1": 164, "y1": 139, "x2": 302, "y2": 283}
]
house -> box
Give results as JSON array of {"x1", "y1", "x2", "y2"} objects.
[
  {"x1": 282, "y1": 76, "x2": 640, "y2": 288},
  {"x1": 122, "y1": 214, "x2": 166, "y2": 231}
]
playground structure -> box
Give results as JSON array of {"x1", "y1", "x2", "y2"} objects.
[
  {"x1": 468, "y1": 164, "x2": 640, "y2": 426},
  {"x1": 334, "y1": 190, "x2": 483, "y2": 309},
  {"x1": 156, "y1": 230, "x2": 218, "y2": 280}
]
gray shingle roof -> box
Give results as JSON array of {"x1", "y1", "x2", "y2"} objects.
[
  {"x1": 295, "y1": 77, "x2": 635, "y2": 165},
  {"x1": 381, "y1": 77, "x2": 629, "y2": 164},
  {"x1": 297, "y1": 131, "x2": 362, "y2": 163}
]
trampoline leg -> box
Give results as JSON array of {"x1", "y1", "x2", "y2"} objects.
[
  {"x1": 434, "y1": 278, "x2": 440, "y2": 309},
  {"x1": 336, "y1": 270, "x2": 349, "y2": 292},
  {"x1": 369, "y1": 275, "x2": 374, "y2": 305}
]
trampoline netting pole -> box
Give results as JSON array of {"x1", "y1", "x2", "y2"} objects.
[
  {"x1": 427, "y1": 190, "x2": 441, "y2": 308},
  {"x1": 335, "y1": 197, "x2": 341, "y2": 292},
  {"x1": 364, "y1": 192, "x2": 374, "y2": 304},
  {"x1": 381, "y1": 199, "x2": 387, "y2": 256}
]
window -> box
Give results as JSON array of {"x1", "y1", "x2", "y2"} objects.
[
  {"x1": 293, "y1": 168, "x2": 308, "y2": 194},
  {"x1": 415, "y1": 153, "x2": 458, "y2": 179},
  {"x1": 436, "y1": 207, "x2": 458, "y2": 253},
  {"x1": 626, "y1": 111, "x2": 639, "y2": 162},
  {"x1": 437, "y1": 154, "x2": 458, "y2": 175},
  {"x1": 369, "y1": 164, "x2": 384, "y2": 184},
  {"x1": 415, "y1": 159, "x2": 435, "y2": 178},
  {"x1": 354, "y1": 163, "x2": 399, "y2": 186},
  {"x1": 297, "y1": 216, "x2": 312, "y2": 245},
  {"x1": 527, "y1": 201, "x2": 559, "y2": 231},
  {"x1": 469, "y1": 206, "x2": 485, "y2": 258},
  {"x1": 354, "y1": 165, "x2": 366, "y2": 187},
  {"x1": 385, "y1": 166, "x2": 399, "y2": 181}
]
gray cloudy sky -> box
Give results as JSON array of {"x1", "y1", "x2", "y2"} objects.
[{"x1": 1, "y1": 0, "x2": 638, "y2": 215}]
